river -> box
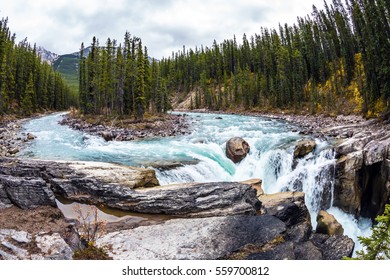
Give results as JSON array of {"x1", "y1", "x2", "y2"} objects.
[{"x1": 19, "y1": 112, "x2": 372, "y2": 255}]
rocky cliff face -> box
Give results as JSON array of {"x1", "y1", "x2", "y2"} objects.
[{"x1": 330, "y1": 122, "x2": 390, "y2": 220}]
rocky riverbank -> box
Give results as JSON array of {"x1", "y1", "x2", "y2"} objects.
[
  {"x1": 59, "y1": 113, "x2": 191, "y2": 141},
  {"x1": 0, "y1": 116, "x2": 36, "y2": 157}
]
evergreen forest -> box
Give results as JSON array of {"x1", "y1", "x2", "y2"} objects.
[
  {"x1": 1, "y1": 0, "x2": 390, "y2": 119},
  {"x1": 78, "y1": 0, "x2": 390, "y2": 119},
  {"x1": 0, "y1": 18, "x2": 75, "y2": 116}
]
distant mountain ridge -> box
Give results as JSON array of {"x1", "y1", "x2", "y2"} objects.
[{"x1": 36, "y1": 46, "x2": 59, "y2": 65}]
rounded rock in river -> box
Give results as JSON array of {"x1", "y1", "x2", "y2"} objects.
[{"x1": 226, "y1": 137, "x2": 250, "y2": 163}]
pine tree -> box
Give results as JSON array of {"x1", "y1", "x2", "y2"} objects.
[
  {"x1": 134, "y1": 39, "x2": 146, "y2": 120},
  {"x1": 20, "y1": 74, "x2": 34, "y2": 115}
]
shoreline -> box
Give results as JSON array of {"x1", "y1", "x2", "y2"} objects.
[{"x1": 175, "y1": 108, "x2": 385, "y2": 140}]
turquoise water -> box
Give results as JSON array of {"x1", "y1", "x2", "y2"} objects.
[{"x1": 20, "y1": 112, "x2": 371, "y2": 254}]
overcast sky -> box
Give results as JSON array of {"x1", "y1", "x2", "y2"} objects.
[{"x1": 1, "y1": 0, "x2": 326, "y2": 59}]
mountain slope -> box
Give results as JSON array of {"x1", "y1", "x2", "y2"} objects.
[
  {"x1": 36, "y1": 46, "x2": 59, "y2": 64},
  {"x1": 52, "y1": 53, "x2": 79, "y2": 93}
]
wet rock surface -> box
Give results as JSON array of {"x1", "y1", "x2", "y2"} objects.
[
  {"x1": 59, "y1": 113, "x2": 191, "y2": 141},
  {"x1": 316, "y1": 210, "x2": 344, "y2": 236},
  {"x1": 293, "y1": 139, "x2": 316, "y2": 160},
  {"x1": 226, "y1": 137, "x2": 250, "y2": 163}
]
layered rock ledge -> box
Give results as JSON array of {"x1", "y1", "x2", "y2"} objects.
[{"x1": 0, "y1": 157, "x2": 260, "y2": 217}]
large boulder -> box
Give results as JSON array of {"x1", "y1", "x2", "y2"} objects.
[
  {"x1": 226, "y1": 137, "x2": 250, "y2": 163},
  {"x1": 293, "y1": 139, "x2": 316, "y2": 160},
  {"x1": 316, "y1": 210, "x2": 344, "y2": 236}
]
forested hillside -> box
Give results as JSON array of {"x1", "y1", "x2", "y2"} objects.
[
  {"x1": 159, "y1": 0, "x2": 389, "y2": 117},
  {"x1": 0, "y1": 18, "x2": 75, "y2": 116}
]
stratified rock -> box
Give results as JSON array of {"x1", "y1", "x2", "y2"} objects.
[
  {"x1": 226, "y1": 137, "x2": 250, "y2": 163},
  {"x1": 333, "y1": 152, "x2": 363, "y2": 215},
  {"x1": 316, "y1": 210, "x2": 344, "y2": 236},
  {"x1": 53, "y1": 181, "x2": 261, "y2": 218},
  {"x1": 0, "y1": 176, "x2": 56, "y2": 209},
  {"x1": 65, "y1": 161, "x2": 159, "y2": 189},
  {"x1": 0, "y1": 158, "x2": 260, "y2": 218},
  {"x1": 0, "y1": 184, "x2": 13, "y2": 209},
  {"x1": 293, "y1": 139, "x2": 316, "y2": 159},
  {"x1": 96, "y1": 215, "x2": 286, "y2": 260}
]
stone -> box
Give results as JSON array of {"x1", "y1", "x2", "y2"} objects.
[
  {"x1": 226, "y1": 137, "x2": 250, "y2": 163},
  {"x1": 240, "y1": 178, "x2": 263, "y2": 197},
  {"x1": 0, "y1": 249, "x2": 18, "y2": 260},
  {"x1": 294, "y1": 241, "x2": 323, "y2": 260},
  {"x1": 7, "y1": 147, "x2": 19, "y2": 155},
  {"x1": 316, "y1": 210, "x2": 344, "y2": 236},
  {"x1": 259, "y1": 192, "x2": 310, "y2": 224},
  {"x1": 0, "y1": 229, "x2": 31, "y2": 244},
  {"x1": 0, "y1": 158, "x2": 260, "y2": 218},
  {"x1": 246, "y1": 241, "x2": 296, "y2": 260},
  {"x1": 0, "y1": 176, "x2": 56, "y2": 210},
  {"x1": 66, "y1": 161, "x2": 159, "y2": 189},
  {"x1": 286, "y1": 222, "x2": 312, "y2": 243},
  {"x1": 1, "y1": 240, "x2": 29, "y2": 259},
  {"x1": 53, "y1": 181, "x2": 261, "y2": 218},
  {"x1": 100, "y1": 131, "x2": 115, "y2": 141},
  {"x1": 96, "y1": 215, "x2": 286, "y2": 260},
  {"x1": 35, "y1": 233, "x2": 73, "y2": 260},
  {"x1": 26, "y1": 133, "x2": 36, "y2": 140},
  {"x1": 311, "y1": 234, "x2": 354, "y2": 260},
  {"x1": 293, "y1": 139, "x2": 316, "y2": 159},
  {"x1": 333, "y1": 152, "x2": 364, "y2": 215}
]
